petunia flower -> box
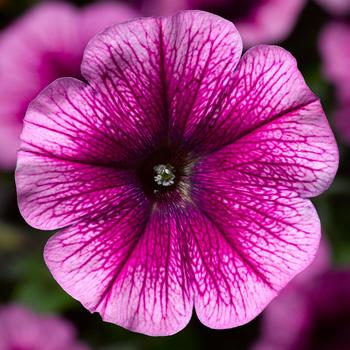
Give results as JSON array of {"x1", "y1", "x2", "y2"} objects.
[
  {"x1": 315, "y1": 0, "x2": 350, "y2": 15},
  {"x1": 319, "y1": 22, "x2": 350, "y2": 144},
  {"x1": 143, "y1": 0, "x2": 306, "y2": 46},
  {"x1": 0, "y1": 1, "x2": 138, "y2": 170},
  {"x1": 253, "y1": 241, "x2": 350, "y2": 350},
  {"x1": 0, "y1": 304, "x2": 88, "y2": 350},
  {"x1": 16, "y1": 11, "x2": 338, "y2": 336}
]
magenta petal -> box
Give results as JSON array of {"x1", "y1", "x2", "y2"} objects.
[
  {"x1": 45, "y1": 203, "x2": 193, "y2": 336},
  {"x1": 189, "y1": 182, "x2": 321, "y2": 328},
  {"x1": 18, "y1": 78, "x2": 153, "y2": 166},
  {"x1": 16, "y1": 158, "x2": 140, "y2": 230},
  {"x1": 183, "y1": 45, "x2": 329, "y2": 154},
  {"x1": 81, "y1": 11, "x2": 242, "y2": 151},
  {"x1": 195, "y1": 100, "x2": 338, "y2": 198},
  {"x1": 16, "y1": 77, "x2": 153, "y2": 230}
]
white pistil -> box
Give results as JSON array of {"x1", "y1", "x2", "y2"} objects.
[{"x1": 153, "y1": 164, "x2": 175, "y2": 187}]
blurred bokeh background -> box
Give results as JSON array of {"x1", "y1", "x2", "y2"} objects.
[{"x1": 0, "y1": 0, "x2": 350, "y2": 349}]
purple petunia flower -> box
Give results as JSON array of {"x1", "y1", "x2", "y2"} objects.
[
  {"x1": 0, "y1": 1, "x2": 138, "y2": 170},
  {"x1": 319, "y1": 22, "x2": 350, "y2": 144},
  {"x1": 253, "y1": 241, "x2": 350, "y2": 350},
  {"x1": 16, "y1": 11, "x2": 338, "y2": 336},
  {"x1": 315, "y1": 0, "x2": 350, "y2": 14},
  {"x1": 0, "y1": 304, "x2": 88, "y2": 350},
  {"x1": 143, "y1": 0, "x2": 306, "y2": 46}
]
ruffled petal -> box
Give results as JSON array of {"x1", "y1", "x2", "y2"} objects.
[
  {"x1": 183, "y1": 45, "x2": 326, "y2": 154},
  {"x1": 44, "y1": 202, "x2": 193, "y2": 336},
  {"x1": 194, "y1": 100, "x2": 338, "y2": 199},
  {"x1": 19, "y1": 78, "x2": 154, "y2": 166},
  {"x1": 81, "y1": 11, "x2": 242, "y2": 151},
  {"x1": 187, "y1": 183, "x2": 321, "y2": 328},
  {"x1": 16, "y1": 156, "x2": 141, "y2": 230},
  {"x1": 16, "y1": 77, "x2": 152, "y2": 229}
]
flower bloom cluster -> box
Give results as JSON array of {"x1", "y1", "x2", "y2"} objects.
[
  {"x1": 0, "y1": 1, "x2": 137, "y2": 169},
  {"x1": 16, "y1": 11, "x2": 338, "y2": 335},
  {"x1": 0, "y1": 304, "x2": 87, "y2": 350}
]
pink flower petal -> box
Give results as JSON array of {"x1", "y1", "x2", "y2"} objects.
[
  {"x1": 16, "y1": 78, "x2": 150, "y2": 230},
  {"x1": 195, "y1": 100, "x2": 338, "y2": 198},
  {"x1": 18, "y1": 78, "x2": 153, "y2": 166},
  {"x1": 182, "y1": 45, "x2": 334, "y2": 156},
  {"x1": 189, "y1": 178, "x2": 321, "y2": 328},
  {"x1": 81, "y1": 10, "x2": 242, "y2": 151},
  {"x1": 45, "y1": 202, "x2": 193, "y2": 336}
]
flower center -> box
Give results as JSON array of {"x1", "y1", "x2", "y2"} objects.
[
  {"x1": 153, "y1": 164, "x2": 176, "y2": 187},
  {"x1": 136, "y1": 144, "x2": 191, "y2": 201}
]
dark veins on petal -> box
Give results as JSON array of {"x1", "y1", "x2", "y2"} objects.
[{"x1": 190, "y1": 0, "x2": 263, "y2": 21}]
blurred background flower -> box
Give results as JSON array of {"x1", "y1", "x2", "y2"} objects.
[
  {"x1": 319, "y1": 22, "x2": 350, "y2": 145},
  {"x1": 0, "y1": 304, "x2": 88, "y2": 349},
  {"x1": 144, "y1": 0, "x2": 306, "y2": 46},
  {"x1": 315, "y1": 0, "x2": 350, "y2": 14},
  {"x1": 1, "y1": 0, "x2": 350, "y2": 349},
  {"x1": 0, "y1": 1, "x2": 137, "y2": 169},
  {"x1": 253, "y1": 240, "x2": 350, "y2": 350}
]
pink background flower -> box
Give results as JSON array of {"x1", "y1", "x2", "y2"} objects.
[
  {"x1": 0, "y1": 1, "x2": 138, "y2": 170},
  {"x1": 0, "y1": 304, "x2": 88, "y2": 350},
  {"x1": 15, "y1": 11, "x2": 338, "y2": 336},
  {"x1": 253, "y1": 240, "x2": 350, "y2": 350},
  {"x1": 319, "y1": 22, "x2": 350, "y2": 144},
  {"x1": 315, "y1": 0, "x2": 350, "y2": 14},
  {"x1": 143, "y1": 0, "x2": 306, "y2": 46}
]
